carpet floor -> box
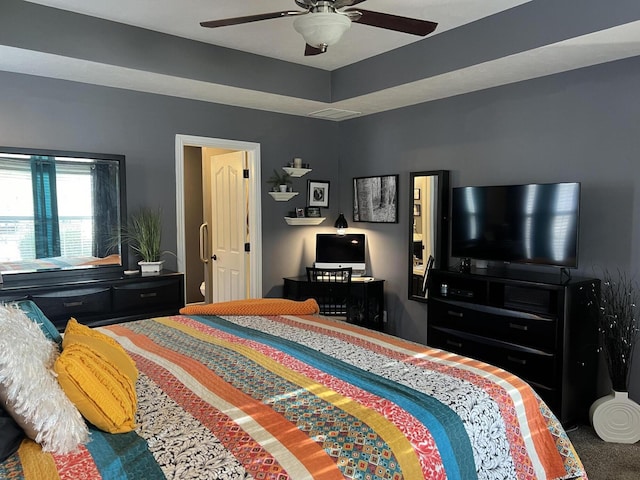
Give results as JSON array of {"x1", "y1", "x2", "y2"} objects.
[{"x1": 567, "y1": 424, "x2": 640, "y2": 480}]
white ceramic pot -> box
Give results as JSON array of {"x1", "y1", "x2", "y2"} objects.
[
  {"x1": 589, "y1": 390, "x2": 640, "y2": 443},
  {"x1": 279, "y1": 184, "x2": 288, "y2": 192},
  {"x1": 138, "y1": 260, "x2": 164, "y2": 273}
]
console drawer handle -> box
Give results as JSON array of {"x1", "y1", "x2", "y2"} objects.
[
  {"x1": 509, "y1": 323, "x2": 528, "y2": 331},
  {"x1": 140, "y1": 292, "x2": 158, "y2": 299},
  {"x1": 63, "y1": 301, "x2": 83, "y2": 307},
  {"x1": 447, "y1": 310, "x2": 463, "y2": 318},
  {"x1": 507, "y1": 355, "x2": 527, "y2": 365},
  {"x1": 446, "y1": 339, "x2": 463, "y2": 348}
]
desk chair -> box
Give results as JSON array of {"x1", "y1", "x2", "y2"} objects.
[{"x1": 305, "y1": 267, "x2": 353, "y2": 319}]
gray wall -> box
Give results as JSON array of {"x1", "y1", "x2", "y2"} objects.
[
  {"x1": 0, "y1": 70, "x2": 339, "y2": 299},
  {"x1": 337, "y1": 56, "x2": 640, "y2": 402},
  {"x1": 0, "y1": 54, "x2": 638, "y2": 401}
]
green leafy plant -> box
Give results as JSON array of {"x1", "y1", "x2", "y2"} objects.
[
  {"x1": 121, "y1": 208, "x2": 163, "y2": 262},
  {"x1": 595, "y1": 268, "x2": 640, "y2": 391},
  {"x1": 266, "y1": 169, "x2": 292, "y2": 191}
]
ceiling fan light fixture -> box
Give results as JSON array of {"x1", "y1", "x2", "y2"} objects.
[{"x1": 293, "y1": 12, "x2": 351, "y2": 48}]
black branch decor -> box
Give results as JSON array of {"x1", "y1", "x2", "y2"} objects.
[{"x1": 595, "y1": 268, "x2": 640, "y2": 392}]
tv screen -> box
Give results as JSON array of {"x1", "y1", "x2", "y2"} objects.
[
  {"x1": 315, "y1": 234, "x2": 365, "y2": 272},
  {"x1": 451, "y1": 182, "x2": 580, "y2": 268}
]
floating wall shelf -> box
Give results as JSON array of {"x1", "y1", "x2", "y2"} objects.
[
  {"x1": 268, "y1": 191, "x2": 299, "y2": 202},
  {"x1": 282, "y1": 167, "x2": 312, "y2": 177},
  {"x1": 284, "y1": 217, "x2": 326, "y2": 226}
]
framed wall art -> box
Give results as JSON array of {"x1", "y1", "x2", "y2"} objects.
[
  {"x1": 353, "y1": 174, "x2": 399, "y2": 223},
  {"x1": 307, "y1": 180, "x2": 330, "y2": 208}
]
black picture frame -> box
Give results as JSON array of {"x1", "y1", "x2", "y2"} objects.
[
  {"x1": 353, "y1": 174, "x2": 399, "y2": 223},
  {"x1": 307, "y1": 180, "x2": 330, "y2": 208}
]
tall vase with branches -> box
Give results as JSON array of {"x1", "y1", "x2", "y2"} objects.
[
  {"x1": 589, "y1": 268, "x2": 640, "y2": 443},
  {"x1": 596, "y1": 269, "x2": 639, "y2": 392}
]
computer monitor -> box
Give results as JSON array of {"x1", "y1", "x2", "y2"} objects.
[{"x1": 314, "y1": 234, "x2": 366, "y2": 276}]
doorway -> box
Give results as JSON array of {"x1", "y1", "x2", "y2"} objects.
[{"x1": 175, "y1": 135, "x2": 262, "y2": 305}]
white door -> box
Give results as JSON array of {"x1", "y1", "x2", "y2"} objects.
[{"x1": 203, "y1": 151, "x2": 247, "y2": 303}]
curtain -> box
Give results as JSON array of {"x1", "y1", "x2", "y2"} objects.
[
  {"x1": 92, "y1": 163, "x2": 120, "y2": 257},
  {"x1": 31, "y1": 156, "x2": 61, "y2": 258}
]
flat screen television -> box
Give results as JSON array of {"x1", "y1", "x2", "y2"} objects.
[
  {"x1": 315, "y1": 233, "x2": 366, "y2": 275},
  {"x1": 451, "y1": 182, "x2": 580, "y2": 268}
]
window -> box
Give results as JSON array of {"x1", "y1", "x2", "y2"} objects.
[{"x1": 0, "y1": 155, "x2": 94, "y2": 262}]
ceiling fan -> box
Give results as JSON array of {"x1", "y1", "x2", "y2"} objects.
[{"x1": 200, "y1": 0, "x2": 438, "y2": 56}]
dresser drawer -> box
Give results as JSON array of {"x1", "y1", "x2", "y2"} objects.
[
  {"x1": 428, "y1": 326, "x2": 557, "y2": 387},
  {"x1": 112, "y1": 279, "x2": 182, "y2": 312},
  {"x1": 429, "y1": 298, "x2": 557, "y2": 351},
  {"x1": 31, "y1": 287, "x2": 111, "y2": 324}
]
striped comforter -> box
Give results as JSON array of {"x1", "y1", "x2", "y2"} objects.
[{"x1": 2, "y1": 313, "x2": 587, "y2": 479}]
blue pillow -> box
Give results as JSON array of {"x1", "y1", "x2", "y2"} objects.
[{"x1": 11, "y1": 300, "x2": 62, "y2": 349}]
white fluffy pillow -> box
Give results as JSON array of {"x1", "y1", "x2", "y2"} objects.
[{"x1": 0, "y1": 304, "x2": 88, "y2": 454}]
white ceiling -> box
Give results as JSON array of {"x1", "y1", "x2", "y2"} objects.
[
  {"x1": 5, "y1": 1, "x2": 640, "y2": 120},
  {"x1": 24, "y1": 0, "x2": 532, "y2": 71}
]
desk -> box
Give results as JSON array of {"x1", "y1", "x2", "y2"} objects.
[{"x1": 283, "y1": 276, "x2": 385, "y2": 331}]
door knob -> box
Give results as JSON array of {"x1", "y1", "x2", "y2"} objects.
[{"x1": 212, "y1": 254, "x2": 217, "y2": 261}]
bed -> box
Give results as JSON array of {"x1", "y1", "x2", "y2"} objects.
[{"x1": 0, "y1": 299, "x2": 587, "y2": 480}]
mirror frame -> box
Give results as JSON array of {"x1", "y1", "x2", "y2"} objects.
[
  {"x1": 408, "y1": 170, "x2": 449, "y2": 302},
  {"x1": 0, "y1": 146, "x2": 128, "y2": 283}
]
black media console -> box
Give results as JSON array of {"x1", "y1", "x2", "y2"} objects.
[{"x1": 427, "y1": 267, "x2": 600, "y2": 427}]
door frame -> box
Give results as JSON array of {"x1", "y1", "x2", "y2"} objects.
[{"x1": 175, "y1": 134, "x2": 262, "y2": 299}]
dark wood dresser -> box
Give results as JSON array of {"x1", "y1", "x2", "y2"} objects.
[
  {"x1": 427, "y1": 268, "x2": 599, "y2": 426},
  {"x1": 0, "y1": 270, "x2": 184, "y2": 329}
]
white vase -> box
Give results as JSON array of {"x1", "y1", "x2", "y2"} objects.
[
  {"x1": 589, "y1": 390, "x2": 640, "y2": 443},
  {"x1": 138, "y1": 260, "x2": 164, "y2": 274}
]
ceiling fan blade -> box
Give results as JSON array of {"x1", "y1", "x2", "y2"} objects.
[
  {"x1": 333, "y1": 0, "x2": 368, "y2": 8},
  {"x1": 346, "y1": 8, "x2": 437, "y2": 36},
  {"x1": 200, "y1": 11, "x2": 305, "y2": 28},
  {"x1": 304, "y1": 43, "x2": 327, "y2": 56}
]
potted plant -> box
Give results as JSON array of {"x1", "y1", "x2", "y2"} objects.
[
  {"x1": 121, "y1": 208, "x2": 165, "y2": 273},
  {"x1": 267, "y1": 169, "x2": 292, "y2": 192},
  {"x1": 589, "y1": 268, "x2": 640, "y2": 443}
]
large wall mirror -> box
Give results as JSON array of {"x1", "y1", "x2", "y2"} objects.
[
  {"x1": 408, "y1": 170, "x2": 449, "y2": 302},
  {"x1": 0, "y1": 146, "x2": 127, "y2": 281}
]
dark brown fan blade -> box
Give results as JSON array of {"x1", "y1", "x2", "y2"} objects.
[
  {"x1": 333, "y1": 0, "x2": 368, "y2": 8},
  {"x1": 346, "y1": 8, "x2": 437, "y2": 36},
  {"x1": 200, "y1": 11, "x2": 304, "y2": 28},
  {"x1": 304, "y1": 44, "x2": 327, "y2": 56}
]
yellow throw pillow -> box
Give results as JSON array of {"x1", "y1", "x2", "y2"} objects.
[
  {"x1": 55, "y1": 342, "x2": 137, "y2": 434},
  {"x1": 64, "y1": 318, "x2": 138, "y2": 381},
  {"x1": 62, "y1": 333, "x2": 138, "y2": 383}
]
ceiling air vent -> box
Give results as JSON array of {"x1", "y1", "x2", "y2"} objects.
[{"x1": 308, "y1": 108, "x2": 361, "y2": 121}]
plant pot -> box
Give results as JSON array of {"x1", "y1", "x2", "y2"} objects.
[
  {"x1": 138, "y1": 260, "x2": 164, "y2": 274},
  {"x1": 278, "y1": 184, "x2": 288, "y2": 192},
  {"x1": 589, "y1": 390, "x2": 640, "y2": 443}
]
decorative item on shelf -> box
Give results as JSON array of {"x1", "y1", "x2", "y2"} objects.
[
  {"x1": 119, "y1": 208, "x2": 171, "y2": 274},
  {"x1": 589, "y1": 268, "x2": 640, "y2": 443},
  {"x1": 267, "y1": 169, "x2": 292, "y2": 192},
  {"x1": 305, "y1": 207, "x2": 321, "y2": 218},
  {"x1": 334, "y1": 213, "x2": 348, "y2": 236}
]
